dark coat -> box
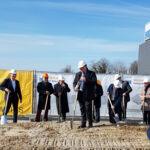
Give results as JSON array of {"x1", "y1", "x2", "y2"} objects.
[
  {"x1": 73, "y1": 69, "x2": 97, "y2": 101},
  {"x1": 94, "y1": 84, "x2": 103, "y2": 108},
  {"x1": 107, "y1": 84, "x2": 123, "y2": 113},
  {"x1": 122, "y1": 81, "x2": 132, "y2": 102},
  {"x1": 37, "y1": 81, "x2": 54, "y2": 110},
  {"x1": 54, "y1": 82, "x2": 70, "y2": 114},
  {"x1": 142, "y1": 84, "x2": 150, "y2": 111},
  {"x1": 0, "y1": 78, "x2": 22, "y2": 102}
]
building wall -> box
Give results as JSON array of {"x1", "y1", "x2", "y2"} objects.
[{"x1": 138, "y1": 40, "x2": 150, "y2": 75}]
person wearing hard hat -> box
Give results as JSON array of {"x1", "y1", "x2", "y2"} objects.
[
  {"x1": 107, "y1": 79, "x2": 123, "y2": 123},
  {"x1": 73, "y1": 60, "x2": 97, "y2": 128},
  {"x1": 35, "y1": 73, "x2": 54, "y2": 122},
  {"x1": 0, "y1": 69, "x2": 22, "y2": 123},
  {"x1": 54, "y1": 75, "x2": 70, "y2": 122},
  {"x1": 93, "y1": 80, "x2": 103, "y2": 123},
  {"x1": 115, "y1": 74, "x2": 132, "y2": 121},
  {"x1": 140, "y1": 78, "x2": 150, "y2": 125}
]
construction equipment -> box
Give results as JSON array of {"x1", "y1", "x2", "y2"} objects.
[
  {"x1": 1, "y1": 92, "x2": 10, "y2": 125},
  {"x1": 70, "y1": 92, "x2": 78, "y2": 129},
  {"x1": 107, "y1": 94, "x2": 120, "y2": 124}
]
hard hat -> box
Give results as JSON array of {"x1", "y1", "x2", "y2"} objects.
[
  {"x1": 143, "y1": 77, "x2": 150, "y2": 83},
  {"x1": 10, "y1": 69, "x2": 16, "y2": 75},
  {"x1": 114, "y1": 80, "x2": 122, "y2": 88},
  {"x1": 97, "y1": 80, "x2": 101, "y2": 85},
  {"x1": 78, "y1": 60, "x2": 86, "y2": 69},
  {"x1": 42, "y1": 73, "x2": 49, "y2": 78},
  {"x1": 114, "y1": 74, "x2": 121, "y2": 80},
  {"x1": 58, "y1": 75, "x2": 65, "y2": 81}
]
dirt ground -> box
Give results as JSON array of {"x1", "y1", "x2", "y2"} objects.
[{"x1": 0, "y1": 120, "x2": 150, "y2": 150}]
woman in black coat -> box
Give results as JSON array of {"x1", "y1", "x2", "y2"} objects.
[
  {"x1": 93, "y1": 80, "x2": 103, "y2": 122},
  {"x1": 54, "y1": 75, "x2": 70, "y2": 121},
  {"x1": 35, "y1": 73, "x2": 54, "y2": 122}
]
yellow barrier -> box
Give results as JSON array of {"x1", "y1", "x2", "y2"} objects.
[{"x1": 0, "y1": 70, "x2": 33, "y2": 116}]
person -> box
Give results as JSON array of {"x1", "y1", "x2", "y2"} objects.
[
  {"x1": 0, "y1": 69, "x2": 22, "y2": 123},
  {"x1": 141, "y1": 78, "x2": 150, "y2": 125},
  {"x1": 54, "y1": 75, "x2": 70, "y2": 122},
  {"x1": 107, "y1": 79, "x2": 123, "y2": 123},
  {"x1": 73, "y1": 60, "x2": 97, "y2": 128},
  {"x1": 93, "y1": 80, "x2": 103, "y2": 123},
  {"x1": 115, "y1": 74, "x2": 132, "y2": 120},
  {"x1": 35, "y1": 73, "x2": 54, "y2": 122}
]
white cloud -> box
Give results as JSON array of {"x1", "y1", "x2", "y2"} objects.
[
  {"x1": 37, "y1": 1, "x2": 150, "y2": 19},
  {"x1": 0, "y1": 33, "x2": 138, "y2": 53}
]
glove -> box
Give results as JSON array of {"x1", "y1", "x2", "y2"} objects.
[
  {"x1": 58, "y1": 92, "x2": 61, "y2": 96},
  {"x1": 74, "y1": 84, "x2": 79, "y2": 91},
  {"x1": 46, "y1": 91, "x2": 50, "y2": 95}
]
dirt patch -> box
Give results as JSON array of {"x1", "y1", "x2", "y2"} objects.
[{"x1": 0, "y1": 121, "x2": 149, "y2": 149}]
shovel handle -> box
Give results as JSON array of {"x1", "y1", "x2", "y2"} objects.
[
  {"x1": 107, "y1": 94, "x2": 116, "y2": 115},
  {"x1": 4, "y1": 92, "x2": 10, "y2": 115}
]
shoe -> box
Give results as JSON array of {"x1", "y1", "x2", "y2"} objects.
[
  {"x1": 78, "y1": 124, "x2": 86, "y2": 129},
  {"x1": 95, "y1": 119, "x2": 100, "y2": 123},
  {"x1": 88, "y1": 123, "x2": 93, "y2": 128}
]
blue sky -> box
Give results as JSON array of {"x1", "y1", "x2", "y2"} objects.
[{"x1": 0, "y1": 0, "x2": 150, "y2": 72}]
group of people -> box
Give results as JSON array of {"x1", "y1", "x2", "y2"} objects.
[{"x1": 0, "y1": 60, "x2": 150, "y2": 127}]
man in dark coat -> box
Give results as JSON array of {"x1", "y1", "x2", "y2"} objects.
[
  {"x1": 73, "y1": 60, "x2": 97, "y2": 128},
  {"x1": 141, "y1": 78, "x2": 150, "y2": 125},
  {"x1": 107, "y1": 80, "x2": 123, "y2": 123},
  {"x1": 93, "y1": 80, "x2": 103, "y2": 123},
  {"x1": 0, "y1": 69, "x2": 22, "y2": 123},
  {"x1": 116, "y1": 74, "x2": 132, "y2": 120},
  {"x1": 54, "y1": 75, "x2": 70, "y2": 122},
  {"x1": 35, "y1": 73, "x2": 54, "y2": 122}
]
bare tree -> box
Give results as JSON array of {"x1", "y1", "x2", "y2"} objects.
[
  {"x1": 112, "y1": 61, "x2": 128, "y2": 74},
  {"x1": 61, "y1": 65, "x2": 73, "y2": 73},
  {"x1": 129, "y1": 60, "x2": 138, "y2": 75},
  {"x1": 90, "y1": 58, "x2": 110, "y2": 73}
]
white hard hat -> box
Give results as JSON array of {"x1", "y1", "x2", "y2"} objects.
[
  {"x1": 58, "y1": 75, "x2": 65, "y2": 81},
  {"x1": 143, "y1": 77, "x2": 150, "y2": 83},
  {"x1": 78, "y1": 60, "x2": 86, "y2": 69},
  {"x1": 114, "y1": 80, "x2": 122, "y2": 88},
  {"x1": 10, "y1": 69, "x2": 17, "y2": 75},
  {"x1": 114, "y1": 74, "x2": 121, "y2": 80}
]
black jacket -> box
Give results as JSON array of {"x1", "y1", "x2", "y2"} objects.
[
  {"x1": 0, "y1": 78, "x2": 22, "y2": 101},
  {"x1": 37, "y1": 81, "x2": 54, "y2": 110},
  {"x1": 94, "y1": 84, "x2": 103, "y2": 108},
  {"x1": 54, "y1": 82, "x2": 70, "y2": 114},
  {"x1": 122, "y1": 81, "x2": 132, "y2": 102},
  {"x1": 73, "y1": 69, "x2": 97, "y2": 101}
]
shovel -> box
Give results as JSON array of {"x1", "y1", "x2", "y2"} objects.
[
  {"x1": 57, "y1": 93, "x2": 62, "y2": 123},
  {"x1": 92, "y1": 99, "x2": 95, "y2": 122},
  {"x1": 107, "y1": 94, "x2": 120, "y2": 124},
  {"x1": 42, "y1": 93, "x2": 50, "y2": 121},
  {"x1": 122, "y1": 95, "x2": 126, "y2": 120},
  {"x1": 70, "y1": 92, "x2": 78, "y2": 129},
  {"x1": 1, "y1": 92, "x2": 10, "y2": 125}
]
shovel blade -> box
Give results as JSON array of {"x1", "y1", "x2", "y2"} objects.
[
  {"x1": 70, "y1": 120, "x2": 73, "y2": 129},
  {"x1": 1, "y1": 115, "x2": 8, "y2": 125},
  {"x1": 114, "y1": 114, "x2": 120, "y2": 123}
]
